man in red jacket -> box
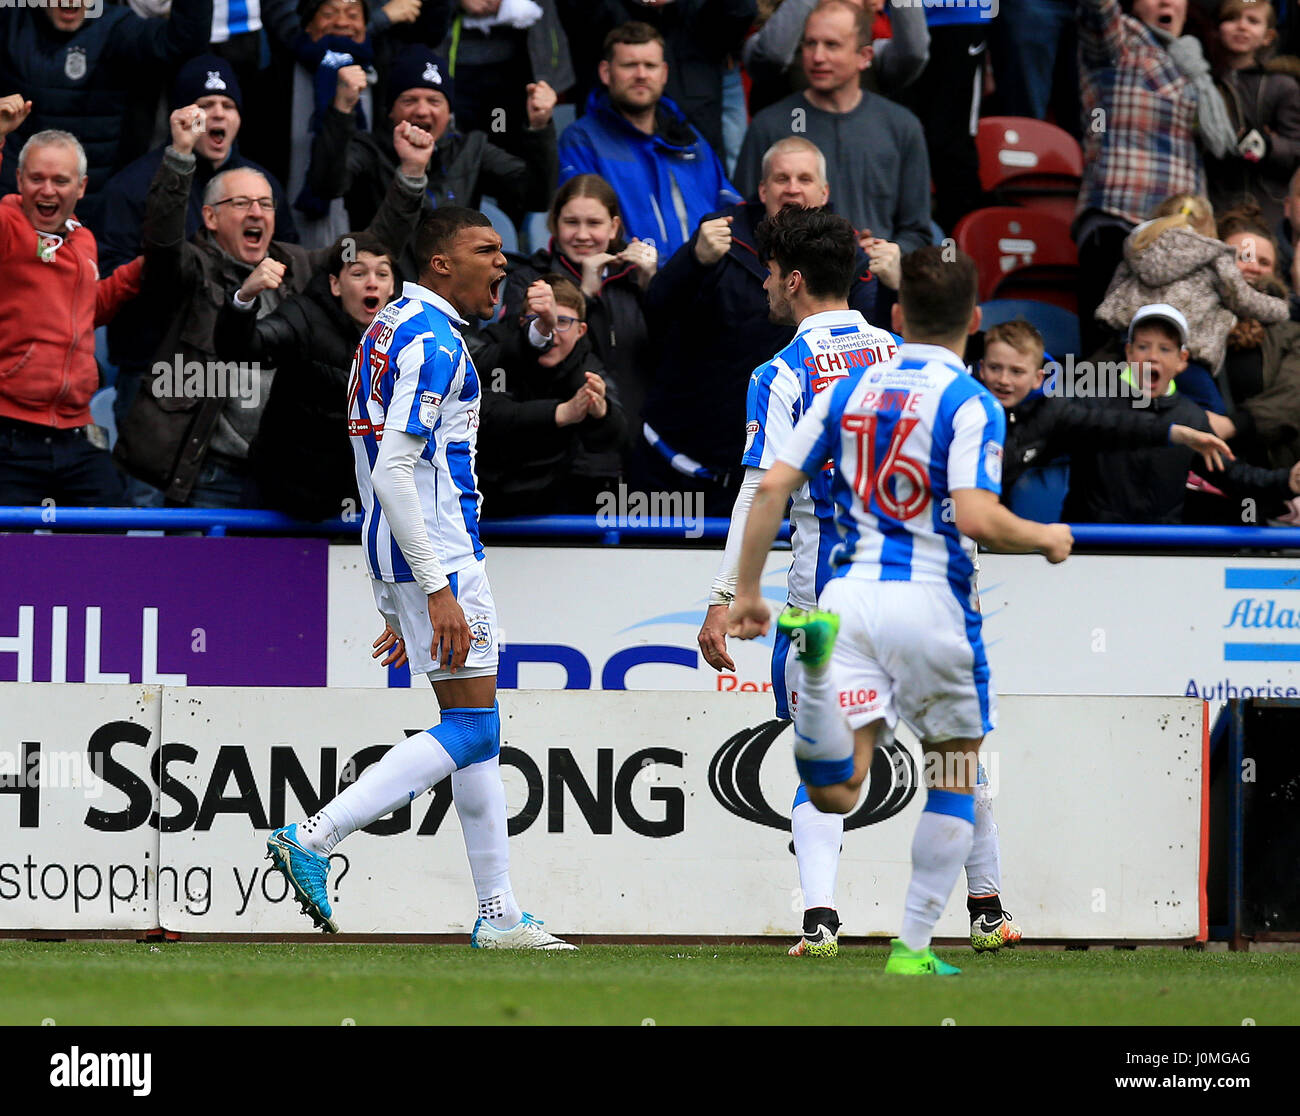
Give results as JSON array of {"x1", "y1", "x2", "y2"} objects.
[{"x1": 0, "y1": 94, "x2": 143, "y2": 507}]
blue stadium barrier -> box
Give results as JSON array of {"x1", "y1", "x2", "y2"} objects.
[{"x1": 3, "y1": 509, "x2": 1300, "y2": 549}]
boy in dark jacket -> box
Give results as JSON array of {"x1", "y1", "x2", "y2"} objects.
[
  {"x1": 977, "y1": 317, "x2": 1232, "y2": 518},
  {"x1": 469, "y1": 273, "x2": 625, "y2": 517},
  {"x1": 1061, "y1": 304, "x2": 1300, "y2": 523}
]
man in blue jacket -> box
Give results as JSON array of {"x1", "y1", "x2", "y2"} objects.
[
  {"x1": 557, "y1": 20, "x2": 739, "y2": 259},
  {"x1": 0, "y1": 0, "x2": 213, "y2": 234}
]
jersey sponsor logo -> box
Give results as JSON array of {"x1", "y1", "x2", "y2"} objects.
[
  {"x1": 803, "y1": 348, "x2": 882, "y2": 375},
  {"x1": 839, "y1": 687, "x2": 881, "y2": 710},
  {"x1": 372, "y1": 321, "x2": 396, "y2": 353},
  {"x1": 983, "y1": 439, "x2": 1004, "y2": 485},
  {"x1": 347, "y1": 417, "x2": 384, "y2": 438},
  {"x1": 809, "y1": 375, "x2": 843, "y2": 394},
  {"x1": 418, "y1": 390, "x2": 442, "y2": 428},
  {"x1": 744, "y1": 420, "x2": 760, "y2": 454}
]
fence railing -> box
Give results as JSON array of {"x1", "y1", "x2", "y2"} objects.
[{"x1": 3, "y1": 508, "x2": 1300, "y2": 548}]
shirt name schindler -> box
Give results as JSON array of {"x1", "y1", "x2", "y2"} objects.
[
  {"x1": 49, "y1": 1047, "x2": 151, "y2": 1097},
  {"x1": 1224, "y1": 598, "x2": 1300, "y2": 628}
]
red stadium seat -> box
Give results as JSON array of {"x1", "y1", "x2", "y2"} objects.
[
  {"x1": 954, "y1": 207, "x2": 1079, "y2": 312},
  {"x1": 977, "y1": 117, "x2": 1083, "y2": 225}
]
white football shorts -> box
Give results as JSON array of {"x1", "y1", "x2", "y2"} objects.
[
  {"x1": 371, "y1": 559, "x2": 499, "y2": 680},
  {"x1": 818, "y1": 576, "x2": 997, "y2": 743}
]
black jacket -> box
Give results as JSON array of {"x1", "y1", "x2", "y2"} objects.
[
  {"x1": 1000, "y1": 390, "x2": 1176, "y2": 500},
  {"x1": 1062, "y1": 390, "x2": 1293, "y2": 524},
  {"x1": 307, "y1": 107, "x2": 557, "y2": 278},
  {"x1": 213, "y1": 270, "x2": 362, "y2": 521},
  {"x1": 640, "y1": 199, "x2": 884, "y2": 472},
  {"x1": 502, "y1": 242, "x2": 651, "y2": 447},
  {"x1": 0, "y1": 0, "x2": 213, "y2": 229},
  {"x1": 469, "y1": 323, "x2": 626, "y2": 516},
  {"x1": 99, "y1": 142, "x2": 299, "y2": 386},
  {"x1": 114, "y1": 148, "x2": 422, "y2": 503}
]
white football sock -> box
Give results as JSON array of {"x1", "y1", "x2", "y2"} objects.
[
  {"x1": 791, "y1": 795, "x2": 843, "y2": 911},
  {"x1": 964, "y1": 772, "x2": 1001, "y2": 899},
  {"x1": 899, "y1": 791, "x2": 976, "y2": 952},
  {"x1": 791, "y1": 657, "x2": 854, "y2": 781},
  {"x1": 452, "y1": 754, "x2": 522, "y2": 929},
  {"x1": 298, "y1": 730, "x2": 456, "y2": 855}
]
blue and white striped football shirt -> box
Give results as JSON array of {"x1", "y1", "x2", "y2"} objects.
[
  {"x1": 776, "y1": 341, "x2": 1005, "y2": 608},
  {"x1": 743, "y1": 309, "x2": 899, "y2": 608},
  {"x1": 348, "y1": 282, "x2": 485, "y2": 583}
]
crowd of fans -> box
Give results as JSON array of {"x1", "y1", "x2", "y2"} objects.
[{"x1": 5, "y1": 0, "x2": 1300, "y2": 528}]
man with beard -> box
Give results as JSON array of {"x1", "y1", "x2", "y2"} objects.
[{"x1": 557, "y1": 21, "x2": 739, "y2": 258}]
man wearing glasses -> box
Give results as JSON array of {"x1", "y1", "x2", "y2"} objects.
[{"x1": 114, "y1": 100, "x2": 434, "y2": 509}]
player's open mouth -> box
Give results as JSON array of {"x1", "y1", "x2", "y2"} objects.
[
  {"x1": 1157, "y1": 12, "x2": 1173, "y2": 24},
  {"x1": 363, "y1": 295, "x2": 381, "y2": 313},
  {"x1": 490, "y1": 275, "x2": 504, "y2": 301}
]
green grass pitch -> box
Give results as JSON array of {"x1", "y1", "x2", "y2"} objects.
[{"x1": 2, "y1": 941, "x2": 1298, "y2": 1026}]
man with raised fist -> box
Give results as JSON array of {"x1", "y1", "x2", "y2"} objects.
[{"x1": 114, "y1": 102, "x2": 434, "y2": 508}]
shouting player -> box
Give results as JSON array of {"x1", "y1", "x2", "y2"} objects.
[
  {"x1": 728, "y1": 245, "x2": 1072, "y2": 975},
  {"x1": 265, "y1": 207, "x2": 576, "y2": 950}
]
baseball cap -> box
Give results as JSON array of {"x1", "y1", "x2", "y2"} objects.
[{"x1": 1128, "y1": 303, "x2": 1190, "y2": 348}]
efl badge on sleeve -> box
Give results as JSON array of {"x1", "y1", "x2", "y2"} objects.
[
  {"x1": 983, "y1": 440, "x2": 1004, "y2": 486},
  {"x1": 418, "y1": 391, "x2": 442, "y2": 428}
]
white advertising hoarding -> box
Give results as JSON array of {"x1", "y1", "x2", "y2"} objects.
[
  {"x1": 151, "y1": 687, "x2": 1204, "y2": 939},
  {"x1": 0, "y1": 684, "x2": 160, "y2": 930}
]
